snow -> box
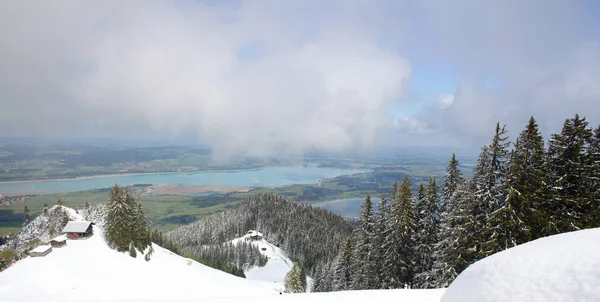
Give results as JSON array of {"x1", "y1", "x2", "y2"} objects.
[
  {"x1": 51, "y1": 235, "x2": 67, "y2": 242},
  {"x1": 30, "y1": 245, "x2": 52, "y2": 254},
  {"x1": 0, "y1": 226, "x2": 272, "y2": 302},
  {"x1": 442, "y1": 227, "x2": 600, "y2": 302},
  {"x1": 62, "y1": 221, "x2": 92, "y2": 233},
  {"x1": 0, "y1": 226, "x2": 444, "y2": 302},
  {"x1": 231, "y1": 234, "x2": 294, "y2": 291}
]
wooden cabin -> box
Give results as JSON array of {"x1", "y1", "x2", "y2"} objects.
[
  {"x1": 62, "y1": 221, "x2": 93, "y2": 239},
  {"x1": 246, "y1": 230, "x2": 263, "y2": 241},
  {"x1": 50, "y1": 235, "x2": 67, "y2": 248},
  {"x1": 30, "y1": 245, "x2": 52, "y2": 257}
]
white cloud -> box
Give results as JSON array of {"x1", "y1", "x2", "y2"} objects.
[{"x1": 0, "y1": 0, "x2": 598, "y2": 154}]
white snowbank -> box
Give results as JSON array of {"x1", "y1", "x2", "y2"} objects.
[
  {"x1": 0, "y1": 227, "x2": 271, "y2": 302},
  {"x1": 442, "y1": 227, "x2": 600, "y2": 302}
]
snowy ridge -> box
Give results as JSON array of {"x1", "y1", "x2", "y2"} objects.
[
  {"x1": 442, "y1": 227, "x2": 600, "y2": 302},
  {"x1": 9, "y1": 205, "x2": 84, "y2": 252}
]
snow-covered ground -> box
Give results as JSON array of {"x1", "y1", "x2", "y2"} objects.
[
  {"x1": 231, "y1": 232, "x2": 295, "y2": 291},
  {"x1": 0, "y1": 225, "x2": 443, "y2": 302},
  {"x1": 442, "y1": 227, "x2": 600, "y2": 302}
]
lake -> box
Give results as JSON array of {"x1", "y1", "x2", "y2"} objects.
[
  {"x1": 313, "y1": 198, "x2": 367, "y2": 218},
  {"x1": 0, "y1": 166, "x2": 367, "y2": 195}
]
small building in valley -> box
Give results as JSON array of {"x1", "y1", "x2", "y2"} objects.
[
  {"x1": 30, "y1": 245, "x2": 52, "y2": 257},
  {"x1": 50, "y1": 235, "x2": 67, "y2": 248},
  {"x1": 246, "y1": 230, "x2": 263, "y2": 241},
  {"x1": 63, "y1": 221, "x2": 94, "y2": 239}
]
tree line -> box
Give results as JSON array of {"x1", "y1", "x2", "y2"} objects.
[{"x1": 314, "y1": 114, "x2": 599, "y2": 291}]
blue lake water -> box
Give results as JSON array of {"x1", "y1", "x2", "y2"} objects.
[
  {"x1": 313, "y1": 198, "x2": 366, "y2": 218},
  {"x1": 0, "y1": 166, "x2": 367, "y2": 194}
]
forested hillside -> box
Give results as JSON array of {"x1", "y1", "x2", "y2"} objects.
[
  {"x1": 315, "y1": 114, "x2": 600, "y2": 292},
  {"x1": 168, "y1": 193, "x2": 354, "y2": 272}
]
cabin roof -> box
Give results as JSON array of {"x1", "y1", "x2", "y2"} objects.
[
  {"x1": 62, "y1": 221, "x2": 92, "y2": 233},
  {"x1": 50, "y1": 235, "x2": 67, "y2": 242},
  {"x1": 31, "y1": 245, "x2": 52, "y2": 253},
  {"x1": 247, "y1": 230, "x2": 263, "y2": 237}
]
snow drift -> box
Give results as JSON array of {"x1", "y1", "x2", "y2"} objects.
[{"x1": 442, "y1": 227, "x2": 600, "y2": 302}]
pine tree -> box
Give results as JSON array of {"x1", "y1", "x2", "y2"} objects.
[
  {"x1": 502, "y1": 117, "x2": 548, "y2": 243},
  {"x1": 284, "y1": 262, "x2": 307, "y2": 293},
  {"x1": 547, "y1": 114, "x2": 593, "y2": 233},
  {"x1": 385, "y1": 176, "x2": 416, "y2": 288},
  {"x1": 105, "y1": 184, "x2": 133, "y2": 252},
  {"x1": 332, "y1": 237, "x2": 354, "y2": 291},
  {"x1": 587, "y1": 125, "x2": 600, "y2": 228},
  {"x1": 24, "y1": 205, "x2": 30, "y2": 222},
  {"x1": 414, "y1": 178, "x2": 440, "y2": 288},
  {"x1": 478, "y1": 123, "x2": 511, "y2": 257},
  {"x1": 351, "y1": 195, "x2": 378, "y2": 290},
  {"x1": 373, "y1": 195, "x2": 391, "y2": 289},
  {"x1": 431, "y1": 154, "x2": 467, "y2": 287},
  {"x1": 133, "y1": 200, "x2": 151, "y2": 252}
]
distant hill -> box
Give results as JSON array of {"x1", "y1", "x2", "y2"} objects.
[{"x1": 168, "y1": 193, "x2": 354, "y2": 272}]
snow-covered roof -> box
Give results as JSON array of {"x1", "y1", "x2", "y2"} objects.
[
  {"x1": 246, "y1": 230, "x2": 263, "y2": 237},
  {"x1": 62, "y1": 221, "x2": 92, "y2": 233},
  {"x1": 31, "y1": 245, "x2": 52, "y2": 253},
  {"x1": 50, "y1": 235, "x2": 67, "y2": 242}
]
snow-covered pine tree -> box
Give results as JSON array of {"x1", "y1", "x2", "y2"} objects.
[
  {"x1": 133, "y1": 199, "x2": 151, "y2": 252},
  {"x1": 414, "y1": 178, "x2": 440, "y2": 288},
  {"x1": 430, "y1": 153, "x2": 466, "y2": 287},
  {"x1": 332, "y1": 237, "x2": 354, "y2": 291},
  {"x1": 284, "y1": 262, "x2": 307, "y2": 293},
  {"x1": 374, "y1": 195, "x2": 392, "y2": 289},
  {"x1": 385, "y1": 176, "x2": 416, "y2": 288},
  {"x1": 105, "y1": 184, "x2": 133, "y2": 252},
  {"x1": 547, "y1": 114, "x2": 593, "y2": 233},
  {"x1": 502, "y1": 116, "x2": 548, "y2": 243},
  {"x1": 587, "y1": 125, "x2": 600, "y2": 228},
  {"x1": 350, "y1": 194, "x2": 378, "y2": 290},
  {"x1": 479, "y1": 123, "x2": 511, "y2": 258}
]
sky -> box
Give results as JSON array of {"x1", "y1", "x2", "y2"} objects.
[{"x1": 0, "y1": 0, "x2": 599, "y2": 158}]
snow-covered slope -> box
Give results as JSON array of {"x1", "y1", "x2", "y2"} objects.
[
  {"x1": 442, "y1": 227, "x2": 600, "y2": 302},
  {"x1": 231, "y1": 232, "x2": 296, "y2": 291},
  {"x1": 10, "y1": 205, "x2": 83, "y2": 252},
  {"x1": 0, "y1": 225, "x2": 444, "y2": 302},
  {"x1": 0, "y1": 226, "x2": 274, "y2": 302}
]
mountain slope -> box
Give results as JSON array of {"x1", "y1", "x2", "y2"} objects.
[
  {"x1": 442, "y1": 227, "x2": 600, "y2": 302},
  {"x1": 0, "y1": 226, "x2": 274, "y2": 302},
  {"x1": 168, "y1": 193, "x2": 354, "y2": 272}
]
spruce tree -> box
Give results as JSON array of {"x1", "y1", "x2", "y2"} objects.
[
  {"x1": 105, "y1": 184, "x2": 133, "y2": 252},
  {"x1": 351, "y1": 195, "x2": 377, "y2": 290},
  {"x1": 431, "y1": 154, "x2": 466, "y2": 287},
  {"x1": 284, "y1": 262, "x2": 306, "y2": 293},
  {"x1": 332, "y1": 237, "x2": 354, "y2": 291},
  {"x1": 414, "y1": 178, "x2": 440, "y2": 288},
  {"x1": 24, "y1": 205, "x2": 30, "y2": 222},
  {"x1": 385, "y1": 176, "x2": 416, "y2": 288},
  {"x1": 547, "y1": 114, "x2": 593, "y2": 233},
  {"x1": 587, "y1": 125, "x2": 600, "y2": 228},
  {"x1": 374, "y1": 196, "x2": 391, "y2": 289},
  {"x1": 479, "y1": 123, "x2": 511, "y2": 257}
]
